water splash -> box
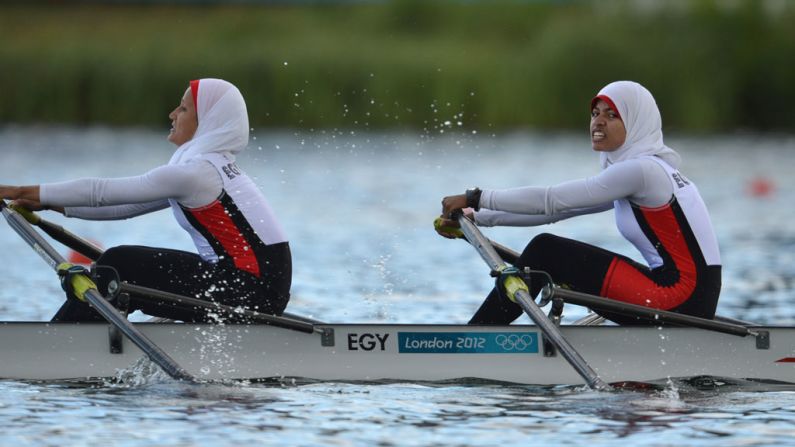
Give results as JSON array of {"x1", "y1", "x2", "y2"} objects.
[{"x1": 108, "y1": 357, "x2": 173, "y2": 387}]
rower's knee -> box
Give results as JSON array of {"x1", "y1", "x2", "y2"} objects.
[
  {"x1": 529, "y1": 233, "x2": 560, "y2": 249},
  {"x1": 519, "y1": 233, "x2": 558, "y2": 264},
  {"x1": 96, "y1": 245, "x2": 135, "y2": 267}
]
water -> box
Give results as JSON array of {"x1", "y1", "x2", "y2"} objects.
[{"x1": 1, "y1": 126, "x2": 795, "y2": 446}]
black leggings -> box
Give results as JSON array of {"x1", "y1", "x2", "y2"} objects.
[
  {"x1": 469, "y1": 233, "x2": 720, "y2": 325},
  {"x1": 51, "y1": 243, "x2": 292, "y2": 323}
]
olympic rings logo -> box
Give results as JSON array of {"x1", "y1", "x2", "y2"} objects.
[{"x1": 494, "y1": 334, "x2": 534, "y2": 351}]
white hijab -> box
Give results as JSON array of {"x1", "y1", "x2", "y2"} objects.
[
  {"x1": 595, "y1": 81, "x2": 681, "y2": 169},
  {"x1": 169, "y1": 78, "x2": 249, "y2": 165}
]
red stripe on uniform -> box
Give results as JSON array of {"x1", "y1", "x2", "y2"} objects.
[
  {"x1": 776, "y1": 358, "x2": 795, "y2": 363},
  {"x1": 602, "y1": 205, "x2": 697, "y2": 310},
  {"x1": 600, "y1": 258, "x2": 619, "y2": 297},
  {"x1": 188, "y1": 201, "x2": 260, "y2": 277}
]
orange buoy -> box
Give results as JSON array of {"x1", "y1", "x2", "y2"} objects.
[
  {"x1": 748, "y1": 177, "x2": 775, "y2": 198},
  {"x1": 67, "y1": 240, "x2": 103, "y2": 265}
]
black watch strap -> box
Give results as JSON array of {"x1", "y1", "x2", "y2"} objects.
[{"x1": 465, "y1": 187, "x2": 482, "y2": 211}]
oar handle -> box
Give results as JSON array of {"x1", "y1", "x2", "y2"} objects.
[{"x1": 434, "y1": 215, "x2": 520, "y2": 265}]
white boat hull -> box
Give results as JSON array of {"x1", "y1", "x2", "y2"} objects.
[{"x1": 1, "y1": 322, "x2": 793, "y2": 384}]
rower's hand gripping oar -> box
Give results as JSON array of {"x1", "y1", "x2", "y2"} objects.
[
  {"x1": 0, "y1": 200, "x2": 197, "y2": 382},
  {"x1": 433, "y1": 217, "x2": 519, "y2": 264},
  {"x1": 451, "y1": 212, "x2": 611, "y2": 391}
]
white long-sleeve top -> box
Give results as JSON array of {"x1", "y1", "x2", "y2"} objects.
[
  {"x1": 39, "y1": 160, "x2": 223, "y2": 220},
  {"x1": 474, "y1": 157, "x2": 673, "y2": 227},
  {"x1": 474, "y1": 156, "x2": 721, "y2": 269}
]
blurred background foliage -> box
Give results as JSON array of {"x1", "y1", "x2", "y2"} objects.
[{"x1": 1, "y1": 0, "x2": 794, "y2": 132}]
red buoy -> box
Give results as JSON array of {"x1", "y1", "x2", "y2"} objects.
[
  {"x1": 748, "y1": 177, "x2": 775, "y2": 198},
  {"x1": 67, "y1": 240, "x2": 103, "y2": 265}
]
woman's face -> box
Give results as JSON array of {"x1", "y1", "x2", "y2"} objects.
[
  {"x1": 168, "y1": 88, "x2": 198, "y2": 146},
  {"x1": 590, "y1": 99, "x2": 626, "y2": 152}
]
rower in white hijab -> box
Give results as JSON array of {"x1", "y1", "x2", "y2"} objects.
[
  {"x1": 438, "y1": 80, "x2": 722, "y2": 327},
  {"x1": 13, "y1": 77, "x2": 294, "y2": 323},
  {"x1": 593, "y1": 80, "x2": 681, "y2": 170},
  {"x1": 458, "y1": 80, "x2": 684, "y2": 222},
  {"x1": 169, "y1": 78, "x2": 249, "y2": 165}
]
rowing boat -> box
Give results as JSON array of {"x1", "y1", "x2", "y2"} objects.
[
  {"x1": 1, "y1": 321, "x2": 792, "y2": 384},
  {"x1": 2, "y1": 204, "x2": 790, "y2": 387}
]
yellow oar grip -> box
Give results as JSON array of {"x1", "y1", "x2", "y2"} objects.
[
  {"x1": 433, "y1": 217, "x2": 464, "y2": 239},
  {"x1": 9, "y1": 204, "x2": 40, "y2": 225},
  {"x1": 502, "y1": 275, "x2": 529, "y2": 303},
  {"x1": 57, "y1": 262, "x2": 97, "y2": 303}
]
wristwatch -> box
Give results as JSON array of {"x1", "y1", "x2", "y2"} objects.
[{"x1": 465, "y1": 187, "x2": 482, "y2": 211}]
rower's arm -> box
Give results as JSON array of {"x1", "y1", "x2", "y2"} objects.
[
  {"x1": 474, "y1": 202, "x2": 613, "y2": 227},
  {"x1": 63, "y1": 200, "x2": 170, "y2": 221},
  {"x1": 478, "y1": 159, "x2": 662, "y2": 215},
  {"x1": 39, "y1": 161, "x2": 221, "y2": 209}
]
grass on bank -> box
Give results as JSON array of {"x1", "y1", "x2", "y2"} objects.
[{"x1": 1, "y1": 0, "x2": 795, "y2": 132}]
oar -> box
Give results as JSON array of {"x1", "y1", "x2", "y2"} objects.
[
  {"x1": 488, "y1": 239, "x2": 520, "y2": 265},
  {"x1": 439, "y1": 217, "x2": 759, "y2": 332},
  {"x1": 541, "y1": 286, "x2": 761, "y2": 338},
  {"x1": 12, "y1": 206, "x2": 322, "y2": 327},
  {"x1": 455, "y1": 213, "x2": 611, "y2": 391},
  {"x1": 0, "y1": 201, "x2": 197, "y2": 382},
  {"x1": 10, "y1": 205, "x2": 104, "y2": 261},
  {"x1": 116, "y1": 282, "x2": 320, "y2": 334}
]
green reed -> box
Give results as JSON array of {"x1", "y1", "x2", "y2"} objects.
[{"x1": 1, "y1": 0, "x2": 794, "y2": 131}]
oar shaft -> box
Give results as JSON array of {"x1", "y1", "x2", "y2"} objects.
[
  {"x1": 83, "y1": 288, "x2": 195, "y2": 381},
  {"x1": 118, "y1": 282, "x2": 317, "y2": 334},
  {"x1": 10, "y1": 205, "x2": 103, "y2": 261},
  {"x1": 456, "y1": 215, "x2": 610, "y2": 390},
  {"x1": 38, "y1": 219, "x2": 103, "y2": 261},
  {"x1": 1, "y1": 202, "x2": 196, "y2": 382},
  {"x1": 462, "y1": 224, "x2": 505, "y2": 273},
  {"x1": 490, "y1": 240, "x2": 520, "y2": 265},
  {"x1": 544, "y1": 287, "x2": 754, "y2": 337},
  {"x1": 511, "y1": 289, "x2": 609, "y2": 388}
]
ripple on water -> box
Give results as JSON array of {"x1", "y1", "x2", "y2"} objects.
[{"x1": 1, "y1": 128, "x2": 795, "y2": 446}]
